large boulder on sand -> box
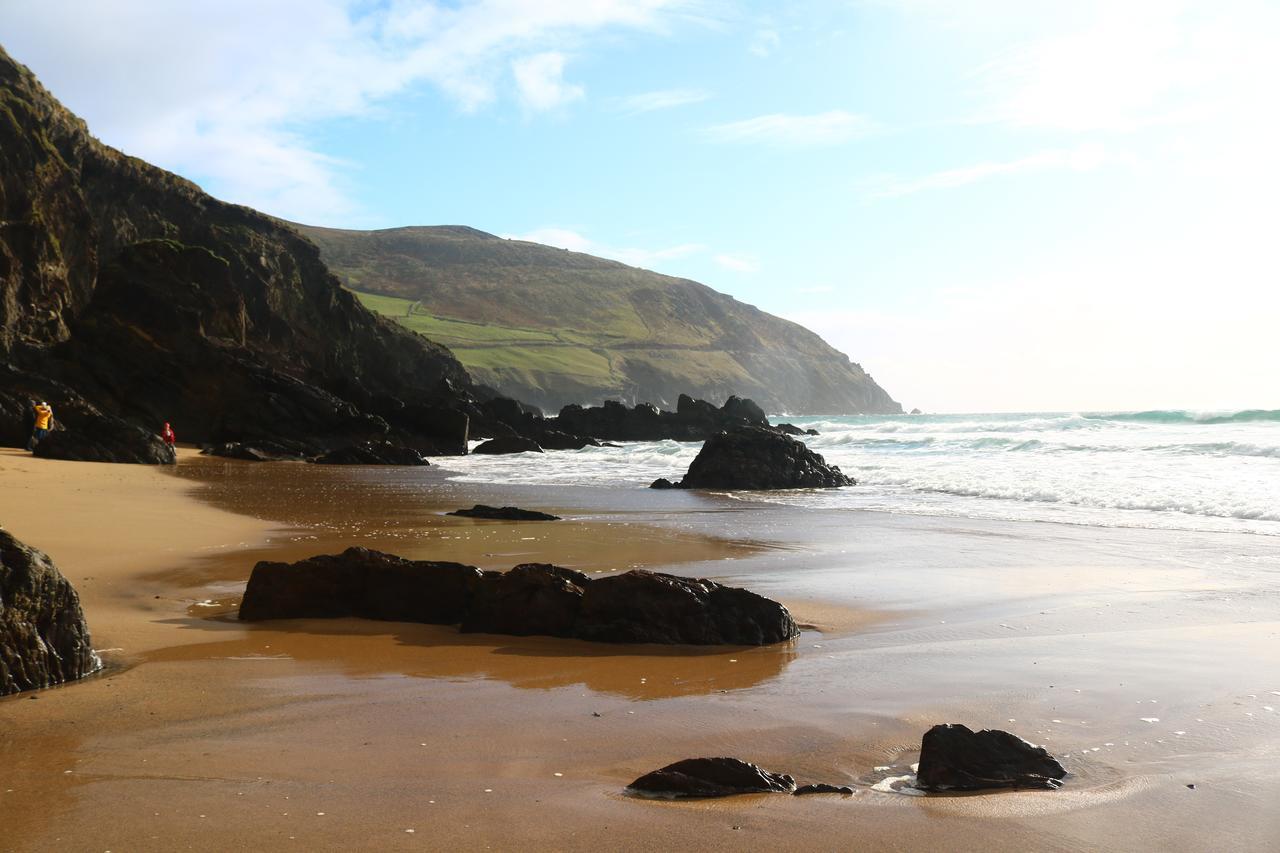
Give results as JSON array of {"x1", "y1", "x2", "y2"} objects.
[
  {"x1": 238, "y1": 547, "x2": 483, "y2": 623},
  {"x1": 915, "y1": 724, "x2": 1067, "y2": 791},
  {"x1": 574, "y1": 569, "x2": 799, "y2": 645},
  {"x1": 33, "y1": 413, "x2": 175, "y2": 464},
  {"x1": 237, "y1": 550, "x2": 797, "y2": 647},
  {"x1": 1, "y1": 530, "x2": 99, "y2": 695},
  {"x1": 655, "y1": 426, "x2": 852, "y2": 490},
  {"x1": 628, "y1": 757, "x2": 796, "y2": 798},
  {"x1": 460, "y1": 563, "x2": 590, "y2": 637}
]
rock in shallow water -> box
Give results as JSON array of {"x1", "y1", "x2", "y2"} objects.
[
  {"x1": 575, "y1": 569, "x2": 799, "y2": 645},
  {"x1": 793, "y1": 783, "x2": 854, "y2": 795},
  {"x1": 0, "y1": 530, "x2": 99, "y2": 695},
  {"x1": 238, "y1": 550, "x2": 797, "y2": 647},
  {"x1": 628, "y1": 757, "x2": 796, "y2": 798},
  {"x1": 461, "y1": 563, "x2": 588, "y2": 636},
  {"x1": 238, "y1": 547, "x2": 483, "y2": 623},
  {"x1": 915, "y1": 724, "x2": 1067, "y2": 791},
  {"x1": 310, "y1": 440, "x2": 429, "y2": 465},
  {"x1": 661, "y1": 426, "x2": 852, "y2": 490},
  {"x1": 447, "y1": 505, "x2": 560, "y2": 521}
]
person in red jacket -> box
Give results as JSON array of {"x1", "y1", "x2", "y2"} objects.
[{"x1": 161, "y1": 422, "x2": 176, "y2": 449}]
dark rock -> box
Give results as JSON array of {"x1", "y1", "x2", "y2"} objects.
[
  {"x1": 915, "y1": 724, "x2": 1067, "y2": 792},
  {"x1": 805, "y1": 428, "x2": 819, "y2": 436},
  {"x1": 793, "y1": 784, "x2": 854, "y2": 795},
  {"x1": 236, "y1": 547, "x2": 795, "y2": 647},
  {"x1": 648, "y1": 477, "x2": 678, "y2": 490},
  {"x1": 719, "y1": 395, "x2": 768, "y2": 426},
  {"x1": 310, "y1": 440, "x2": 429, "y2": 465},
  {"x1": 574, "y1": 569, "x2": 799, "y2": 645},
  {"x1": 201, "y1": 441, "x2": 313, "y2": 462},
  {"x1": 534, "y1": 429, "x2": 600, "y2": 451},
  {"x1": 447, "y1": 505, "x2": 561, "y2": 521},
  {"x1": 1, "y1": 530, "x2": 99, "y2": 695},
  {"x1": 33, "y1": 412, "x2": 175, "y2": 464},
  {"x1": 775, "y1": 422, "x2": 805, "y2": 435},
  {"x1": 909, "y1": 408, "x2": 923, "y2": 416},
  {"x1": 472, "y1": 436, "x2": 544, "y2": 454},
  {"x1": 628, "y1": 758, "x2": 795, "y2": 798},
  {"x1": 552, "y1": 394, "x2": 774, "y2": 443},
  {"x1": 460, "y1": 563, "x2": 589, "y2": 636},
  {"x1": 666, "y1": 426, "x2": 852, "y2": 490},
  {"x1": 238, "y1": 547, "x2": 483, "y2": 623}
]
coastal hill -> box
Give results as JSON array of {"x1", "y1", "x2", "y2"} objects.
[
  {"x1": 293, "y1": 223, "x2": 901, "y2": 415},
  {"x1": 0, "y1": 45, "x2": 482, "y2": 454}
]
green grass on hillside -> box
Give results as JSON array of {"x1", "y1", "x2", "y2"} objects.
[{"x1": 354, "y1": 289, "x2": 617, "y2": 382}]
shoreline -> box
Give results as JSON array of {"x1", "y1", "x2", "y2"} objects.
[{"x1": 2, "y1": 449, "x2": 1278, "y2": 850}]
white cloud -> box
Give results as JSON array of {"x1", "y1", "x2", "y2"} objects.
[
  {"x1": 703, "y1": 110, "x2": 877, "y2": 146},
  {"x1": 749, "y1": 28, "x2": 780, "y2": 57},
  {"x1": 714, "y1": 254, "x2": 758, "y2": 273},
  {"x1": 616, "y1": 88, "x2": 712, "y2": 114},
  {"x1": 870, "y1": 143, "x2": 1115, "y2": 198},
  {"x1": 0, "y1": 0, "x2": 690, "y2": 220},
  {"x1": 505, "y1": 228, "x2": 704, "y2": 270},
  {"x1": 511, "y1": 51, "x2": 583, "y2": 112}
]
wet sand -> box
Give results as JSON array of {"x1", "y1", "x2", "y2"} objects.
[{"x1": 2, "y1": 448, "x2": 1279, "y2": 850}]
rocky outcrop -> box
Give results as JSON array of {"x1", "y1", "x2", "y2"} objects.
[
  {"x1": 460, "y1": 563, "x2": 588, "y2": 637},
  {"x1": 628, "y1": 758, "x2": 796, "y2": 798},
  {"x1": 310, "y1": 440, "x2": 428, "y2": 465},
  {"x1": 1, "y1": 530, "x2": 98, "y2": 695},
  {"x1": 238, "y1": 547, "x2": 483, "y2": 623},
  {"x1": 0, "y1": 46, "x2": 508, "y2": 461},
  {"x1": 447, "y1": 505, "x2": 560, "y2": 521},
  {"x1": 654, "y1": 426, "x2": 853, "y2": 490},
  {"x1": 552, "y1": 394, "x2": 769, "y2": 443},
  {"x1": 33, "y1": 412, "x2": 175, "y2": 464},
  {"x1": 575, "y1": 569, "x2": 799, "y2": 645},
  {"x1": 472, "y1": 436, "x2": 543, "y2": 454},
  {"x1": 238, "y1": 549, "x2": 798, "y2": 647},
  {"x1": 915, "y1": 724, "x2": 1067, "y2": 791},
  {"x1": 201, "y1": 440, "x2": 312, "y2": 462}
]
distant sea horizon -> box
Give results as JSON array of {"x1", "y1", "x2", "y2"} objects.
[{"x1": 440, "y1": 407, "x2": 1280, "y2": 537}]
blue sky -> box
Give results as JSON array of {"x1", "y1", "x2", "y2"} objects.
[{"x1": 4, "y1": 0, "x2": 1278, "y2": 412}]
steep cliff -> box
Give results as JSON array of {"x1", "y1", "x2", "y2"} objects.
[
  {"x1": 296, "y1": 224, "x2": 901, "y2": 415},
  {"x1": 0, "y1": 45, "x2": 480, "y2": 454}
]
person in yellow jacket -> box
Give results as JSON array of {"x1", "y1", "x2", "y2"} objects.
[{"x1": 27, "y1": 401, "x2": 53, "y2": 451}]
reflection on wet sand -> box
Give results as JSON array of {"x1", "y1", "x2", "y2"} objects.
[{"x1": 143, "y1": 619, "x2": 799, "y2": 701}]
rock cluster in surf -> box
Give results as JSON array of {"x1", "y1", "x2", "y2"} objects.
[
  {"x1": 629, "y1": 724, "x2": 1067, "y2": 800},
  {"x1": 238, "y1": 548, "x2": 798, "y2": 646},
  {"x1": 652, "y1": 425, "x2": 853, "y2": 490}
]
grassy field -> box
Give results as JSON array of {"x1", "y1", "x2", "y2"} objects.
[{"x1": 354, "y1": 290, "x2": 617, "y2": 385}]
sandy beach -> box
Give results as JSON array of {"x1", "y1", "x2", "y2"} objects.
[{"x1": 3, "y1": 448, "x2": 1279, "y2": 851}]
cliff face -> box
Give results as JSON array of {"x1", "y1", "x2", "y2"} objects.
[
  {"x1": 296, "y1": 225, "x2": 901, "y2": 415},
  {"x1": 0, "y1": 46, "x2": 479, "y2": 453}
]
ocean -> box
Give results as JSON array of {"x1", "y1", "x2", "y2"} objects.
[{"x1": 438, "y1": 409, "x2": 1280, "y2": 537}]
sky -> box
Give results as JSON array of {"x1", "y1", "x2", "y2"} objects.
[{"x1": 3, "y1": 0, "x2": 1277, "y2": 413}]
